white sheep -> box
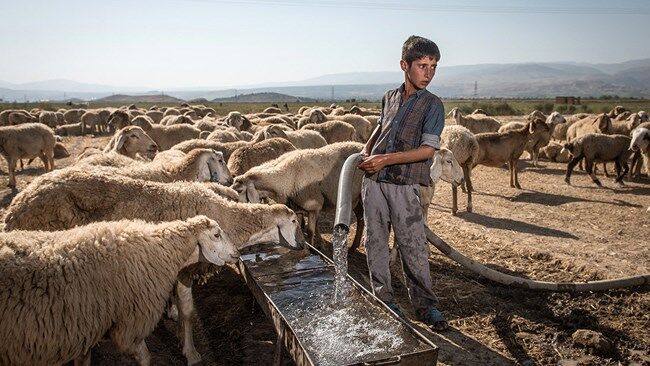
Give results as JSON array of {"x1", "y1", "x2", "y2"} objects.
[
  {"x1": 302, "y1": 120, "x2": 357, "y2": 144},
  {"x1": 630, "y1": 127, "x2": 650, "y2": 178},
  {"x1": 0, "y1": 216, "x2": 237, "y2": 366},
  {"x1": 86, "y1": 148, "x2": 232, "y2": 185},
  {"x1": 132, "y1": 115, "x2": 201, "y2": 150},
  {"x1": 439, "y1": 125, "x2": 479, "y2": 214},
  {"x1": 171, "y1": 139, "x2": 250, "y2": 162},
  {"x1": 448, "y1": 107, "x2": 502, "y2": 134},
  {"x1": 231, "y1": 141, "x2": 365, "y2": 249},
  {"x1": 227, "y1": 138, "x2": 296, "y2": 176},
  {"x1": 0, "y1": 123, "x2": 56, "y2": 188},
  {"x1": 261, "y1": 124, "x2": 327, "y2": 149},
  {"x1": 327, "y1": 114, "x2": 373, "y2": 142}
]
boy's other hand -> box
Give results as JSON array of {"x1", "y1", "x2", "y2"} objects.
[{"x1": 358, "y1": 154, "x2": 391, "y2": 174}]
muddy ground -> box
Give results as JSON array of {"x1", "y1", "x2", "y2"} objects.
[{"x1": 0, "y1": 121, "x2": 648, "y2": 365}]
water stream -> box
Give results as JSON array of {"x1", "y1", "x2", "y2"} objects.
[{"x1": 332, "y1": 225, "x2": 350, "y2": 303}]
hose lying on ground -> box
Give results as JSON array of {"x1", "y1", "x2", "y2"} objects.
[{"x1": 425, "y1": 227, "x2": 649, "y2": 292}]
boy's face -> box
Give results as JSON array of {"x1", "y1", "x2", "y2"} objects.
[{"x1": 400, "y1": 56, "x2": 438, "y2": 90}]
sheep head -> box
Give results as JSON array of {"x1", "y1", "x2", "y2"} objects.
[
  {"x1": 113, "y1": 126, "x2": 157, "y2": 159},
  {"x1": 236, "y1": 204, "x2": 305, "y2": 250},
  {"x1": 630, "y1": 128, "x2": 650, "y2": 152},
  {"x1": 188, "y1": 216, "x2": 239, "y2": 266},
  {"x1": 596, "y1": 114, "x2": 612, "y2": 133},
  {"x1": 430, "y1": 148, "x2": 464, "y2": 187},
  {"x1": 195, "y1": 149, "x2": 232, "y2": 185}
]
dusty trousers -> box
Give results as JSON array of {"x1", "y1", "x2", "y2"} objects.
[{"x1": 361, "y1": 177, "x2": 438, "y2": 312}]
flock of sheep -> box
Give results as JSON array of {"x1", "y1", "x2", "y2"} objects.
[{"x1": 0, "y1": 101, "x2": 648, "y2": 365}]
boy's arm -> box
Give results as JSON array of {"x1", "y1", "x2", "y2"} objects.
[{"x1": 359, "y1": 100, "x2": 445, "y2": 174}]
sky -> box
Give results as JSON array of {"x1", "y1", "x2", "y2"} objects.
[{"x1": 1, "y1": 0, "x2": 649, "y2": 89}]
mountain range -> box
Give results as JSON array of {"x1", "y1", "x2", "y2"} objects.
[{"x1": 1, "y1": 58, "x2": 649, "y2": 102}]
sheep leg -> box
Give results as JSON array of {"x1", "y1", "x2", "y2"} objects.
[
  {"x1": 130, "y1": 340, "x2": 151, "y2": 366},
  {"x1": 307, "y1": 210, "x2": 320, "y2": 249},
  {"x1": 565, "y1": 154, "x2": 583, "y2": 185},
  {"x1": 349, "y1": 203, "x2": 365, "y2": 251},
  {"x1": 585, "y1": 159, "x2": 601, "y2": 186},
  {"x1": 513, "y1": 159, "x2": 522, "y2": 189},
  {"x1": 602, "y1": 163, "x2": 609, "y2": 177},
  {"x1": 176, "y1": 281, "x2": 202, "y2": 365},
  {"x1": 451, "y1": 184, "x2": 458, "y2": 215},
  {"x1": 616, "y1": 160, "x2": 629, "y2": 184},
  {"x1": 462, "y1": 164, "x2": 473, "y2": 212},
  {"x1": 7, "y1": 157, "x2": 17, "y2": 188}
]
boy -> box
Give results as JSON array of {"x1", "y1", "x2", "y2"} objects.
[{"x1": 357, "y1": 35, "x2": 447, "y2": 331}]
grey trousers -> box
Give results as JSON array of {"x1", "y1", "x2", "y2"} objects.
[{"x1": 362, "y1": 177, "x2": 438, "y2": 312}]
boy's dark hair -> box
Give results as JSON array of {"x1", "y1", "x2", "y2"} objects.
[{"x1": 402, "y1": 35, "x2": 440, "y2": 65}]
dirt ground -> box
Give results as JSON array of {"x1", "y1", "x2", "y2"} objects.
[{"x1": 0, "y1": 120, "x2": 648, "y2": 365}]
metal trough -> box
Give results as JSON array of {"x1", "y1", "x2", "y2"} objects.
[{"x1": 238, "y1": 243, "x2": 438, "y2": 366}]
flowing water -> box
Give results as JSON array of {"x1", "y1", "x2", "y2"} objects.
[
  {"x1": 332, "y1": 225, "x2": 350, "y2": 303},
  {"x1": 241, "y1": 245, "x2": 433, "y2": 366}
]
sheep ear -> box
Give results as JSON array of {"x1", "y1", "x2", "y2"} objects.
[
  {"x1": 529, "y1": 122, "x2": 535, "y2": 134},
  {"x1": 114, "y1": 133, "x2": 128, "y2": 153},
  {"x1": 246, "y1": 181, "x2": 261, "y2": 203},
  {"x1": 429, "y1": 153, "x2": 443, "y2": 181}
]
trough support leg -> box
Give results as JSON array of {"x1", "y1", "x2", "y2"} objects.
[{"x1": 273, "y1": 333, "x2": 284, "y2": 366}]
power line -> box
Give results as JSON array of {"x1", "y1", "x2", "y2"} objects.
[{"x1": 186, "y1": 0, "x2": 650, "y2": 15}]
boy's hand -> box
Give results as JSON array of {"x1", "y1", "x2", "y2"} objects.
[{"x1": 358, "y1": 154, "x2": 391, "y2": 174}]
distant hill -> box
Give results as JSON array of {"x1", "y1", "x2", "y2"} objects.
[
  {"x1": 2, "y1": 58, "x2": 650, "y2": 101},
  {"x1": 212, "y1": 92, "x2": 316, "y2": 103},
  {"x1": 94, "y1": 94, "x2": 184, "y2": 103}
]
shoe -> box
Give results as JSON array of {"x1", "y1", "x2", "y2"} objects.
[
  {"x1": 419, "y1": 307, "x2": 449, "y2": 331},
  {"x1": 385, "y1": 302, "x2": 404, "y2": 318}
]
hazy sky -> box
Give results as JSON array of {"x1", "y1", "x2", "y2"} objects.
[{"x1": 1, "y1": 0, "x2": 649, "y2": 88}]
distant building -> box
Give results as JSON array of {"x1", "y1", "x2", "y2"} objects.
[{"x1": 555, "y1": 96, "x2": 581, "y2": 105}]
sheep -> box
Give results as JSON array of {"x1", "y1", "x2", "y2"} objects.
[
  {"x1": 564, "y1": 133, "x2": 633, "y2": 186},
  {"x1": 133, "y1": 115, "x2": 201, "y2": 150},
  {"x1": 107, "y1": 110, "x2": 132, "y2": 133},
  {"x1": 439, "y1": 125, "x2": 479, "y2": 214},
  {"x1": 474, "y1": 119, "x2": 549, "y2": 189},
  {"x1": 448, "y1": 107, "x2": 502, "y2": 134},
  {"x1": 0, "y1": 123, "x2": 56, "y2": 188},
  {"x1": 8, "y1": 110, "x2": 38, "y2": 125},
  {"x1": 194, "y1": 117, "x2": 225, "y2": 132},
  {"x1": 263, "y1": 106, "x2": 283, "y2": 114},
  {"x1": 259, "y1": 115, "x2": 296, "y2": 129},
  {"x1": 161, "y1": 115, "x2": 193, "y2": 126},
  {"x1": 614, "y1": 111, "x2": 632, "y2": 121},
  {"x1": 3, "y1": 169, "x2": 306, "y2": 251},
  {"x1": 472, "y1": 108, "x2": 489, "y2": 116},
  {"x1": 553, "y1": 113, "x2": 590, "y2": 141},
  {"x1": 610, "y1": 113, "x2": 641, "y2": 136},
  {"x1": 302, "y1": 120, "x2": 357, "y2": 144},
  {"x1": 499, "y1": 111, "x2": 566, "y2": 166},
  {"x1": 205, "y1": 129, "x2": 242, "y2": 143},
  {"x1": 88, "y1": 148, "x2": 232, "y2": 185},
  {"x1": 171, "y1": 139, "x2": 250, "y2": 161},
  {"x1": 417, "y1": 148, "x2": 465, "y2": 220},
  {"x1": 297, "y1": 109, "x2": 328, "y2": 129},
  {"x1": 638, "y1": 111, "x2": 649, "y2": 122},
  {"x1": 54, "y1": 122, "x2": 84, "y2": 136},
  {"x1": 0, "y1": 216, "x2": 237, "y2": 366},
  {"x1": 629, "y1": 127, "x2": 650, "y2": 178},
  {"x1": 606, "y1": 105, "x2": 627, "y2": 118},
  {"x1": 146, "y1": 110, "x2": 164, "y2": 123},
  {"x1": 231, "y1": 141, "x2": 365, "y2": 249},
  {"x1": 538, "y1": 141, "x2": 571, "y2": 163},
  {"x1": 80, "y1": 109, "x2": 111, "y2": 135},
  {"x1": 223, "y1": 111, "x2": 252, "y2": 131},
  {"x1": 227, "y1": 138, "x2": 296, "y2": 176},
  {"x1": 63, "y1": 108, "x2": 85, "y2": 124},
  {"x1": 566, "y1": 113, "x2": 612, "y2": 142},
  {"x1": 38, "y1": 111, "x2": 59, "y2": 127},
  {"x1": 327, "y1": 114, "x2": 373, "y2": 142},
  {"x1": 261, "y1": 124, "x2": 327, "y2": 149},
  {"x1": 0, "y1": 110, "x2": 11, "y2": 125},
  {"x1": 163, "y1": 108, "x2": 181, "y2": 117},
  {"x1": 101, "y1": 125, "x2": 159, "y2": 160},
  {"x1": 76, "y1": 150, "x2": 144, "y2": 168}
]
